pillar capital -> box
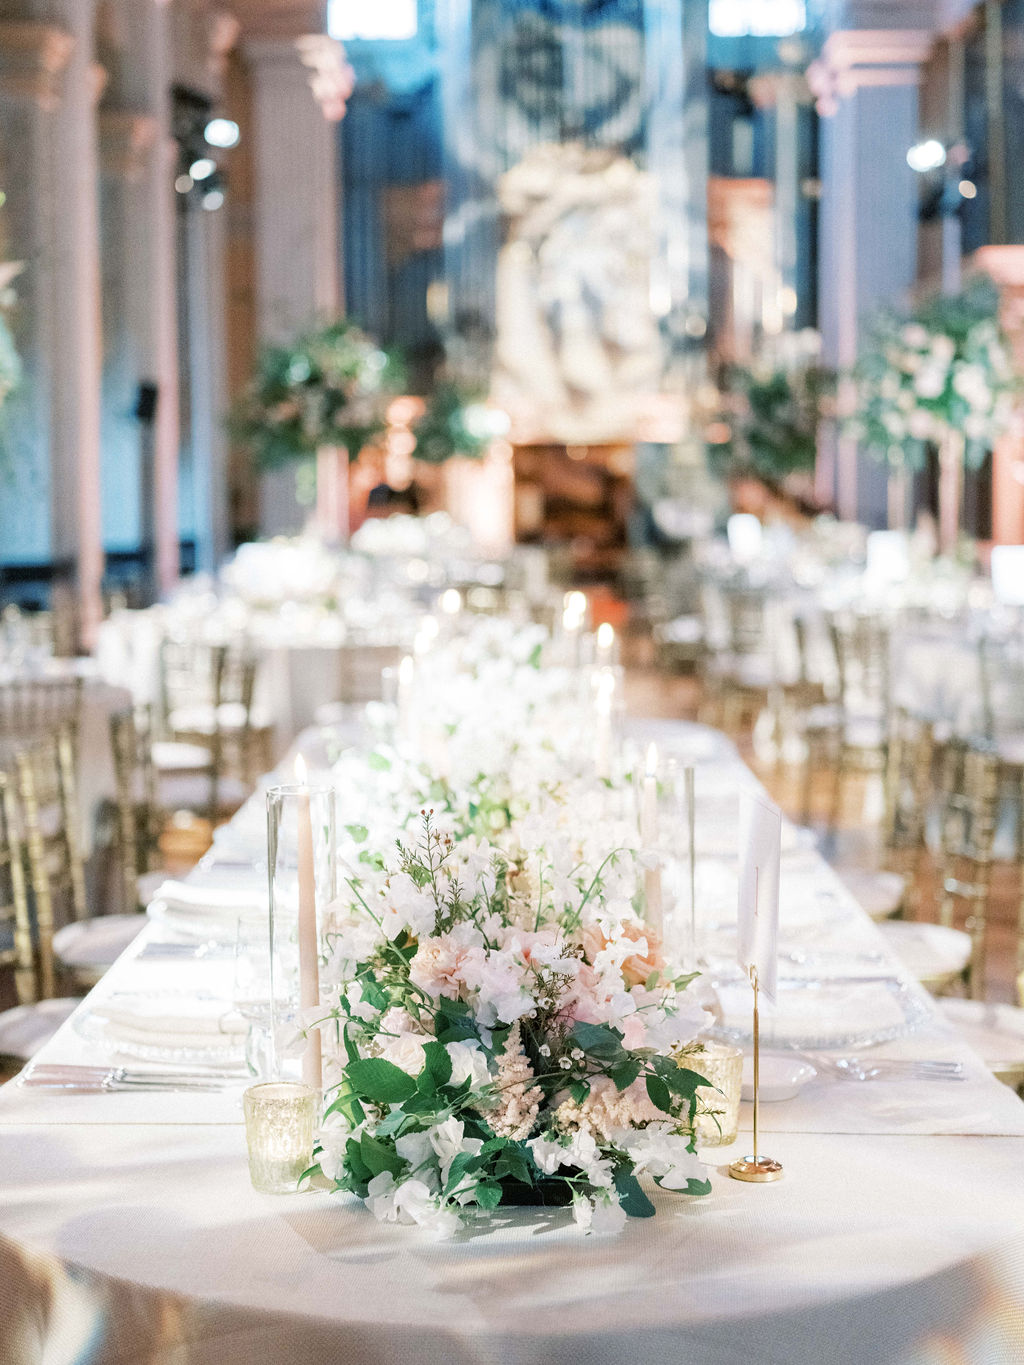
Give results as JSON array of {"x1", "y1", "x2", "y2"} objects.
[
  {"x1": 245, "y1": 35, "x2": 354, "y2": 122},
  {"x1": 98, "y1": 109, "x2": 158, "y2": 181},
  {"x1": 0, "y1": 21, "x2": 74, "y2": 111},
  {"x1": 807, "y1": 29, "x2": 935, "y2": 115}
]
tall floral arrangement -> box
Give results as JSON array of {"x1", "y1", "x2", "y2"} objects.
[
  {"x1": 231, "y1": 319, "x2": 402, "y2": 469},
  {"x1": 850, "y1": 279, "x2": 1019, "y2": 471},
  {"x1": 710, "y1": 330, "x2": 833, "y2": 486}
]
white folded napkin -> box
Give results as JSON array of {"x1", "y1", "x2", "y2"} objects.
[
  {"x1": 91, "y1": 997, "x2": 248, "y2": 1051},
  {"x1": 150, "y1": 880, "x2": 268, "y2": 912}
]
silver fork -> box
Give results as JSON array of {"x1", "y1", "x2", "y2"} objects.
[
  {"x1": 801, "y1": 1053, "x2": 965, "y2": 1082},
  {"x1": 18, "y1": 1064, "x2": 240, "y2": 1092}
]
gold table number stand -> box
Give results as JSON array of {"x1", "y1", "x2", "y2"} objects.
[{"x1": 729, "y1": 966, "x2": 784, "y2": 1183}]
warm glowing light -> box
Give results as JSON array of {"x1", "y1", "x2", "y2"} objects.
[
  {"x1": 597, "y1": 622, "x2": 614, "y2": 651},
  {"x1": 645, "y1": 742, "x2": 658, "y2": 778},
  {"x1": 398, "y1": 655, "x2": 414, "y2": 685},
  {"x1": 563, "y1": 591, "x2": 587, "y2": 631},
  {"x1": 959, "y1": 179, "x2": 977, "y2": 199},
  {"x1": 294, "y1": 754, "x2": 308, "y2": 785},
  {"x1": 440, "y1": 589, "x2": 462, "y2": 616}
]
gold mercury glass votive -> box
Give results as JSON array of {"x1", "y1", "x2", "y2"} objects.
[
  {"x1": 243, "y1": 1081, "x2": 317, "y2": 1193},
  {"x1": 687, "y1": 1041, "x2": 743, "y2": 1148}
]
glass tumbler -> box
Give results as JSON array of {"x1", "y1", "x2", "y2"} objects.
[
  {"x1": 689, "y1": 1040, "x2": 743, "y2": 1148},
  {"x1": 243, "y1": 1081, "x2": 317, "y2": 1193}
]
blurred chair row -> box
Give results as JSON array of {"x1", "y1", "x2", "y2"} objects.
[{"x1": 0, "y1": 675, "x2": 221, "y2": 1066}]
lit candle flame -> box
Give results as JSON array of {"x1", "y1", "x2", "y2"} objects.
[
  {"x1": 440, "y1": 589, "x2": 462, "y2": 616},
  {"x1": 597, "y1": 622, "x2": 614, "y2": 650},
  {"x1": 398, "y1": 655, "x2": 415, "y2": 684},
  {"x1": 294, "y1": 753, "x2": 307, "y2": 785}
]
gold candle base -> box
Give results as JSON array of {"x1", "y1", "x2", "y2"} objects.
[{"x1": 729, "y1": 1156, "x2": 784, "y2": 1183}]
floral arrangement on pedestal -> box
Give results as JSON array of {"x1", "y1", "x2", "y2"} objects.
[
  {"x1": 409, "y1": 381, "x2": 510, "y2": 465},
  {"x1": 709, "y1": 330, "x2": 833, "y2": 489},
  {"x1": 307, "y1": 813, "x2": 711, "y2": 1236},
  {"x1": 849, "y1": 279, "x2": 1018, "y2": 473},
  {"x1": 230, "y1": 319, "x2": 402, "y2": 469}
]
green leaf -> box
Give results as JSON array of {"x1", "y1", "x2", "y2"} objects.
[
  {"x1": 528, "y1": 642, "x2": 543, "y2": 670},
  {"x1": 568, "y1": 1021, "x2": 626, "y2": 1063},
  {"x1": 423, "y1": 1040, "x2": 453, "y2": 1089},
  {"x1": 368, "y1": 751, "x2": 392, "y2": 772},
  {"x1": 474, "y1": 1181, "x2": 503, "y2": 1209},
  {"x1": 645, "y1": 1074, "x2": 672, "y2": 1114},
  {"x1": 609, "y1": 1058, "x2": 642, "y2": 1092},
  {"x1": 613, "y1": 1167, "x2": 656, "y2": 1219},
  {"x1": 444, "y1": 1149, "x2": 487, "y2": 1195},
  {"x1": 569, "y1": 1080, "x2": 591, "y2": 1106},
  {"x1": 665, "y1": 1066, "x2": 709, "y2": 1096},
  {"x1": 345, "y1": 823, "x2": 369, "y2": 843},
  {"x1": 360, "y1": 1131, "x2": 404, "y2": 1178},
  {"x1": 644, "y1": 970, "x2": 660, "y2": 991},
  {"x1": 494, "y1": 1145, "x2": 536, "y2": 1185},
  {"x1": 346, "y1": 1057, "x2": 417, "y2": 1104},
  {"x1": 359, "y1": 978, "x2": 388, "y2": 1012}
]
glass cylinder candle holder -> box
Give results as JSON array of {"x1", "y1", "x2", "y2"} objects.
[
  {"x1": 267, "y1": 777, "x2": 337, "y2": 1089},
  {"x1": 687, "y1": 1040, "x2": 743, "y2": 1148},
  {"x1": 243, "y1": 1081, "x2": 316, "y2": 1193}
]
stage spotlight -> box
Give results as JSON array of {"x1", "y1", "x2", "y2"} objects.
[
  {"x1": 204, "y1": 118, "x2": 240, "y2": 149},
  {"x1": 906, "y1": 140, "x2": 946, "y2": 173},
  {"x1": 189, "y1": 157, "x2": 216, "y2": 181}
]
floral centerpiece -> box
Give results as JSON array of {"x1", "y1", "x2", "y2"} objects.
[
  {"x1": 306, "y1": 812, "x2": 712, "y2": 1236},
  {"x1": 709, "y1": 330, "x2": 833, "y2": 492},
  {"x1": 849, "y1": 279, "x2": 1018, "y2": 473},
  {"x1": 230, "y1": 318, "x2": 402, "y2": 469}
]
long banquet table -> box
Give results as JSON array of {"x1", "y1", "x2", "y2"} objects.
[{"x1": 2, "y1": 716, "x2": 1024, "y2": 1364}]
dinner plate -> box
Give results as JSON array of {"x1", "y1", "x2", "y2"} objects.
[
  {"x1": 741, "y1": 1054, "x2": 817, "y2": 1102},
  {"x1": 710, "y1": 974, "x2": 931, "y2": 1051},
  {"x1": 74, "y1": 992, "x2": 247, "y2": 1069}
]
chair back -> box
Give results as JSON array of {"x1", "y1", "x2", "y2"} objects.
[
  {"x1": 935, "y1": 739, "x2": 1001, "y2": 997},
  {"x1": 0, "y1": 771, "x2": 34, "y2": 1004},
  {"x1": 882, "y1": 708, "x2": 934, "y2": 857},
  {"x1": 110, "y1": 707, "x2": 161, "y2": 912},
  {"x1": 827, "y1": 612, "x2": 890, "y2": 716},
  {"x1": 0, "y1": 675, "x2": 84, "y2": 746},
  {"x1": 0, "y1": 724, "x2": 88, "y2": 930}
]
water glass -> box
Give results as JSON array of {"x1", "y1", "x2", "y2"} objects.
[{"x1": 243, "y1": 1081, "x2": 317, "y2": 1194}]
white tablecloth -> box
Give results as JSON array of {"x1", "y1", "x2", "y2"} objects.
[{"x1": 2, "y1": 719, "x2": 1024, "y2": 1364}]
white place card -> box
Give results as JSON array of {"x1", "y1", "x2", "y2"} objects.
[{"x1": 737, "y1": 791, "x2": 781, "y2": 1004}]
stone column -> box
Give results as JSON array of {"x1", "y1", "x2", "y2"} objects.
[
  {"x1": 970, "y1": 246, "x2": 1024, "y2": 546},
  {"x1": 0, "y1": 21, "x2": 74, "y2": 570},
  {"x1": 99, "y1": 0, "x2": 180, "y2": 598},
  {"x1": 48, "y1": 0, "x2": 105, "y2": 645},
  {"x1": 245, "y1": 36, "x2": 346, "y2": 536},
  {"x1": 810, "y1": 29, "x2": 934, "y2": 526}
]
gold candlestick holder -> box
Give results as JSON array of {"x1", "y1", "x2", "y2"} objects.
[{"x1": 729, "y1": 966, "x2": 783, "y2": 1183}]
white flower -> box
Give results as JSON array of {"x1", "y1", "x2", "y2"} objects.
[
  {"x1": 394, "y1": 1129, "x2": 436, "y2": 1179},
  {"x1": 381, "y1": 870, "x2": 437, "y2": 940},
  {"x1": 572, "y1": 1193, "x2": 627, "y2": 1235},
  {"x1": 914, "y1": 369, "x2": 946, "y2": 400},
  {"x1": 428, "y1": 1117, "x2": 484, "y2": 1186},
  {"x1": 621, "y1": 1124, "x2": 706, "y2": 1191},
  {"x1": 445, "y1": 1039, "x2": 491, "y2": 1089}
]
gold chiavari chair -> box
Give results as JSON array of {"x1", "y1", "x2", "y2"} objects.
[
  {"x1": 0, "y1": 674, "x2": 84, "y2": 747},
  {"x1": 50, "y1": 709, "x2": 154, "y2": 986},
  {"x1": 832, "y1": 707, "x2": 934, "y2": 924},
  {"x1": 158, "y1": 637, "x2": 261, "y2": 820},
  {"x1": 698, "y1": 579, "x2": 777, "y2": 731},
  {"x1": 0, "y1": 725, "x2": 88, "y2": 927},
  {"x1": 0, "y1": 753, "x2": 86, "y2": 1063},
  {"x1": 823, "y1": 610, "x2": 891, "y2": 828},
  {"x1": 879, "y1": 739, "x2": 1000, "y2": 998}
]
